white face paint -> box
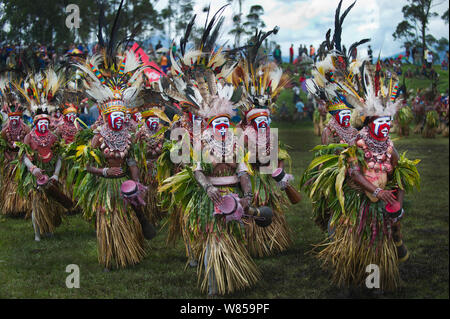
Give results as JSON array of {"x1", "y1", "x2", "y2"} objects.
[
  {"x1": 109, "y1": 111, "x2": 125, "y2": 130},
  {"x1": 372, "y1": 116, "x2": 391, "y2": 138},
  {"x1": 338, "y1": 110, "x2": 352, "y2": 127},
  {"x1": 253, "y1": 115, "x2": 270, "y2": 133},
  {"x1": 133, "y1": 112, "x2": 142, "y2": 123},
  {"x1": 9, "y1": 116, "x2": 21, "y2": 127},
  {"x1": 65, "y1": 112, "x2": 77, "y2": 123},
  {"x1": 211, "y1": 117, "x2": 230, "y2": 137},
  {"x1": 36, "y1": 119, "x2": 50, "y2": 134},
  {"x1": 146, "y1": 116, "x2": 160, "y2": 131}
]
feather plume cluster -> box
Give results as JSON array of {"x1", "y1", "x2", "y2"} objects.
[
  {"x1": 355, "y1": 62, "x2": 402, "y2": 117},
  {"x1": 74, "y1": 49, "x2": 145, "y2": 113},
  {"x1": 0, "y1": 76, "x2": 22, "y2": 113},
  {"x1": 233, "y1": 61, "x2": 289, "y2": 114},
  {"x1": 12, "y1": 68, "x2": 64, "y2": 117},
  {"x1": 161, "y1": 6, "x2": 240, "y2": 119}
]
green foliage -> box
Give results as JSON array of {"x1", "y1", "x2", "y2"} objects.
[{"x1": 0, "y1": 0, "x2": 162, "y2": 46}]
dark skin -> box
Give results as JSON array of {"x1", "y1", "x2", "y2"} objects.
[
  {"x1": 1, "y1": 120, "x2": 30, "y2": 161},
  {"x1": 23, "y1": 128, "x2": 58, "y2": 180},
  {"x1": 321, "y1": 126, "x2": 334, "y2": 145},
  {"x1": 86, "y1": 133, "x2": 140, "y2": 182},
  {"x1": 350, "y1": 129, "x2": 404, "y2": 206},
  {"x1": 194, "y1": 164, "x2": 252, "y2": 212}
]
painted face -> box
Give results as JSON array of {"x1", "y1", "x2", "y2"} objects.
[
  {"x1": 335, "y1": 110, "x2": 352, "y2": 127},
  {"x1": 252, "y1": 115, "x2": 270, "y2": 133},
  {"x1": 211, "y1": 117, "x2": 230, "y2": 137},
  {"x1": 146, "y1": 116, "x2": 160, "y2": 131},
  {"x1": 370, "y1": 116, "x2": 391, "y2": 139},
  {"x1": 64, "y1": 112, "x2": 77, "y2": 123},
  {"x1": 9, "y1": 115, "x2": 21, "y2": 127},
  {"x1": 132, "y1": 112, "x2": 142, "y2": 123},
  {"x1": 108, "y1": 111, "x2": 125, "y2": 131},
  {"x1": 36, "y1": 119, "x2": 50, "y2": 134}
]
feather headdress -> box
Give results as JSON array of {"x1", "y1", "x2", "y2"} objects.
[
  {"x1": 74, "y1": 49, "x2": 145, "y2": 118},
  {"x1": 231, "y1": 26, "x2": 288, "y2": 119},
  {"x1": 161, "y1": 5, "x2": 240, "y2": 123},
  {"x1": 355, "y1": 61, "x2": 401, "y2": 118},
  {"x1": 0, "y1": 76, "x2": 24, "y2": 116},
  {"x1": 13, "y1": 68, "x2": 64, "y2": 122},
  {"x1": 307, "y1": 0, "x2": 369, "y2": 113}
]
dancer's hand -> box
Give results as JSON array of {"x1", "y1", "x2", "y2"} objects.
[
  {"x1": 32, "y1": 168, "x2": 43, "y2": 180},
  {"x1": 107, "y1": 167, "x2": 123, "y2": 177},
  {"x1": 377, "y1": 189, "x2": 396, "y2": 205},
  {"x1": 240, "y1": 197, "x2": 249, "y2": 212},
  {"x1": 206, "y1": 186, "x2": 222, "y2": 205}
]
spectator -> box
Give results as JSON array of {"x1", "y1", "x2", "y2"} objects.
[
  {"x1": 426, "y1": 50, "x2": 433, "y2": 69},
  {"x1": 309, "y1": 44, "x2": 315, "y2": 59},
  {"x1": 273, "y1": 45, "x2": 282, "y2": 64},
  {"x1": 412, "y1": 46, "x2": 417, "y2": 65},
  {"x1": 292, "y1": 85, "x2": 300, "y2": 104},
  {"x1": 155, "y1": 40, "x2": 162, "y2": 51},
  {"x1": 160, "y1": 54, "x2": 169, "y2": 73},
  {"x1": 294, "y1": 100, "x2": 305, "y2": 121},
  {"x1": 289, "y1": 44, "x2": 294, "y2": 64}
]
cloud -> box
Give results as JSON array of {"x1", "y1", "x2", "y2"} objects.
[{"x1": 155, "y1": 0, "x2": 449, "y2": 58}]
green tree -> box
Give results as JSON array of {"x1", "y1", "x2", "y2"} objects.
[
  {"x1": 393, "y1": 0, "x2": 443, "y2": 64},
  {"x1": 227, "y1": 0, "x2": 246, "y2": 47},
  {"x1": 243, "y1": 5, "x2": 265, "y2": 35}
]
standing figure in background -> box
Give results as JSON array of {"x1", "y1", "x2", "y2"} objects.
[{"x1": 0, "y1": 77, "x2": 31, "y2": 217}]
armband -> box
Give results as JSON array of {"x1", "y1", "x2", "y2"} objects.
[{"x1": 372, "y1": 187, "x2": 382, "y2": 198}]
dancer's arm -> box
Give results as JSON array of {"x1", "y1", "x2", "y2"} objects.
[
  {"x1": 194, "y1": 166, "x2": 222, "y2": 205},
  {"x1": 348, "y1": 165, "x2": 396, "y2": 205}
]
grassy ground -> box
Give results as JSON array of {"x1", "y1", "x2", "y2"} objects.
[{"x1": 0, "y1": 121, "x2": 448, "y2": 299}]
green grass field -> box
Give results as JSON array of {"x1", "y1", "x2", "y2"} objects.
[{"x1": 1, "y1": 122, "x2": 448, "y2": 299}]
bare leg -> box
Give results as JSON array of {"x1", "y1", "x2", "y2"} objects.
[
  {"x1": 186, "y1": 240, "x2": 197, "y2": 267},
  {"x1": 204, "y1": 243, "x2": 218, "y2": 296},
  {"x1": 31, "y1": 210, "x2": 41, "y2": 242}
]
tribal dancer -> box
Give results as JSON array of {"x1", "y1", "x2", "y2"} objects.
[
  {"x1": 159, "y1": 10, "x2": 266, "y2": 295},
  {"x1": 303, "y1": 1, "x2": 364, "y2": 232},
  {"x1": 302, "y1": 61, "x2": 420, "y2": 290},
  {"x1": 54, "y1": 82, "x2": 84, "y2": 144},
  {"x1": 0, "y1": 77, "x2": 31, "y2": 217},
  {"x1": 14, "y1": 69, "x2": 77, "y2": 241},
  {"x1": 73, "y1": 50, "x2": 155, "y2": 269},
  {"x1": 302, "y1": 0, "x2": 420, "y2": 290},
  {"x1": 135, "y1": 84, "x2": 173, "y2": 225},
  {"x1": 232, "y1": 35, "x2": 296, "y2": 257}
]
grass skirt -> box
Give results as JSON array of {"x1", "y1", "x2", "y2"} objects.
[
  {"x1": 76, "y1": 174, "x2": 146, "y2": 269},
  {"x1": 0, "y1": 163, "x2": 32, "y2": 217},
  {"x1": 186, "y1": 185, "x2": 260, "y2": 295},
  {"x1": 31, "y1": 188, "x2": 65, "y2": 234},
  {"x1": 244, "y1": 173, "x2": 292, "y2": 257},
  {"x1": 315, "y1": 201, "x2": 400, "y2": 291},
  {"x1": 142, "y1": 167, "x2": 166, "y2": 225}
]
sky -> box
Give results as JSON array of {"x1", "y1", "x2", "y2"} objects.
[{"x1": 154, "y1": 0, "x2": 449, "y2": 59}]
